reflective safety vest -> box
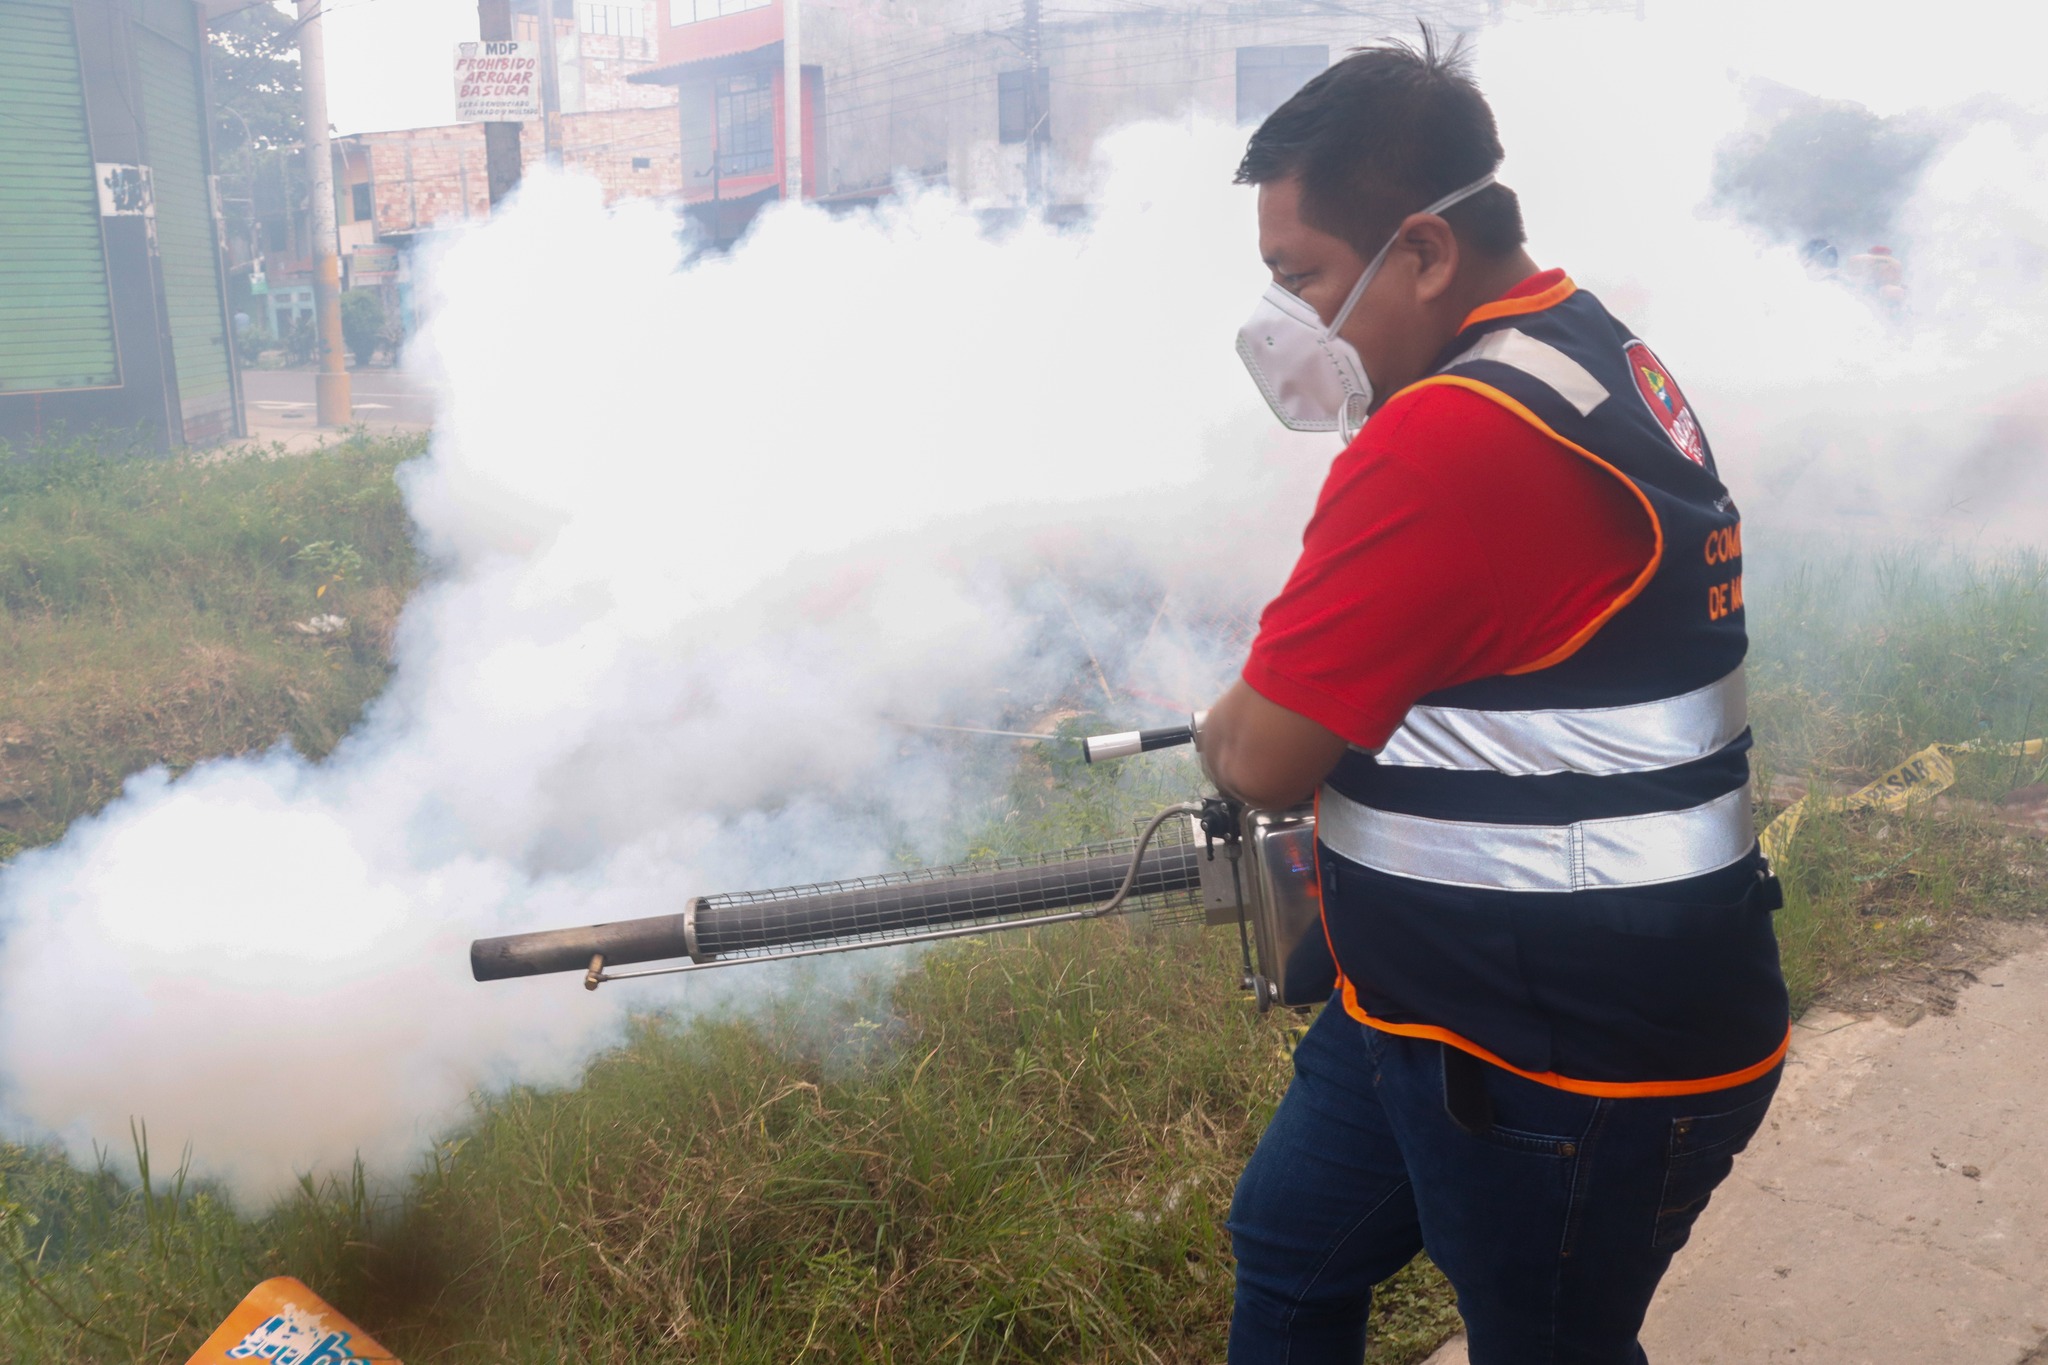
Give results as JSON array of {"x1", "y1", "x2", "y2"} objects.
[{"x1": 1318, "y1": 276, "x2": 1789, "y2": 1097}]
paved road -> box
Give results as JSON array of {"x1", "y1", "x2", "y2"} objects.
[
  {"x1": 1424, "y1": 923, "x2": 2048, "y2": 1364},
  {"x1": 241, "y1": 367, "x2": 438, "y2": 427}
]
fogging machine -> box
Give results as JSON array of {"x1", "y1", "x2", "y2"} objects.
[{"x1": 470, "y1": 720, "x2": 1337, "y2": 1011}]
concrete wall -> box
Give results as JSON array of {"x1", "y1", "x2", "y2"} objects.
[{"x1": 801, "y1": 0, "x2": 1001, "y2": 201}]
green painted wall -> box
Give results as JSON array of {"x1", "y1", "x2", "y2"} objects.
[
  {"x1": 0, "y1": 0, "x2": 122, "y2": 395},
  {"x1": 134, "y1": 0, "x2": 235, "y2": 440}
]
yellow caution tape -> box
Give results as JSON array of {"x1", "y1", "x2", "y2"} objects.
[{"x1": 1760, "y1": 736, "x2": 2048, "y2": 865}]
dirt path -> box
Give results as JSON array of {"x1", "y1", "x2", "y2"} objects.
[{"x1": 1424, "y1": 920, "x2": 2048, "y2": 1364}]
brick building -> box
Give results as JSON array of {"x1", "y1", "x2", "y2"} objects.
[
  {"x1": 232, "y1": 2, "x2": 681, "y2": 336},
  {"x1": 257, "y1": 2, "x2": 686, "y2": 339},
  {"x1": 339, "y1": 106, "x2": 686, "y2": 240}
]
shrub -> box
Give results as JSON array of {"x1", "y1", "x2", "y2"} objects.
[
  {"x1": 235, "y1": 322, "x2": 276, "y2": 365},
  {"x1": 281, "y1": 315, "x2": 317, "y2": 365},
  {"x1": 339, "y1": 291, "x2": 385, "y2": 367}
]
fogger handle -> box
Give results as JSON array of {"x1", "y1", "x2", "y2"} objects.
[{"x1": 1083, "y1": 710, "x2": 1207, "y2": 764}]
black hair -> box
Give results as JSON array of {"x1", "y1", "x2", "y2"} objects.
[{"x1": 1235, "y1": 27, "x2": 1526, "y2": 259}]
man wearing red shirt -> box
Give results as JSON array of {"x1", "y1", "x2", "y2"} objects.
[
  {"x1": 1202, "y1": 35, "x2": 1786, "y2": 1365},
  {"x1": 1240, "y1": 272, "x2": 1655, "y2": 748}
]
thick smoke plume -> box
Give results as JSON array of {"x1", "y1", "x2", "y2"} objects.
[
  {"x1": 0, "y1": 123, "x2": 1310, "y2": 1203},
  {"x1": 2, "y1": 1, "x2": 2043, "y2": 1204},
  {"x1": 1475, "y1": 2, "x2": 2048, "y2": 537}
]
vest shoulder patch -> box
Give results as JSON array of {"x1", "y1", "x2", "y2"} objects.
[{"x1": 1624, "y1": 340, "x2": 1707, "y2": 466}]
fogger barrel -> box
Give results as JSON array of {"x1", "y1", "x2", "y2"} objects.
[{"x1": 470, "y1": 839, "x2": 1205, "y2": 982}]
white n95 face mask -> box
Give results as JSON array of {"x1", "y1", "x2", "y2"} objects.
[{"x1": 1237, "y1": 173, "x2": 1497, "y2": 443}]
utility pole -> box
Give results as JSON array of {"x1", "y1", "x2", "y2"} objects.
[
  {"x1": 537, "y1": 0, "x2": 564, "y2": 166},
  {"x1": 1022, "y1": 0, "x2": 1043, "y2": 210},
  {"x1": 479, "y1": 0, "x2": 523, "y2": 207},
  {"x1": 296, "y1": 0, "x2": 350, "y2": 426},
  {"x1": 781, "y1": 0, "x2": 802, "y2": 200}
]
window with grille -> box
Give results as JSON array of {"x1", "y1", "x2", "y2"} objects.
[
  {"x1": 1236, "y1": 46, "x2": 1327, "y2": 126},
  {"x1": 671, "y1": 0, "x2": 768, "y2": 26},
  {"x1": 579, "y1": 2, "x2": 644, "y2": 36},
  {"x1": 350, "y1": 182, "x2": 373, "y2": 221},
  {"x1": 716, "y1": 71, "x2": 774, "y2": 175},
  {"x1": 997, "y1": 68, "x2": 1050, "y2": 145}
]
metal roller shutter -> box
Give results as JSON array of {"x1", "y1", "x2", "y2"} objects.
[
  {"x1": 134, "y1": 0, "x2": 235, "y2": 439},
  {"x1": 0, "y1": 0, "x2": 122, "y2": 394}
]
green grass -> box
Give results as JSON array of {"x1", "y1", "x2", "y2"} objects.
[
  {"x1": 0, "y1": 925, "x2": 1474, "y2": 1358},
  {"x1": 1, "y1": 1137, "x2": 376, "y2": 1359},
  {"x1": 1748, "y1": 547, "x2": 2048, "y2": 796},
  {"x1": 2, "y1": 923, "x2": 1457, "y2": 1364},
  {"x1": 375, "y1": 926, "x2": 1304, "y2": 1362},
  {"x1": 0, "y1": 430, "x2": 424, "y2": 859},
  {"x1": 2, "y1": 442, "x2": 2046, "y2": 1361},
  {"x1": 1747, "y1": 547, "x2": 2048, "y2": 1012},
  {"x1": 1769, "y1": 798, "x2": 2046, "y2": 1013}
]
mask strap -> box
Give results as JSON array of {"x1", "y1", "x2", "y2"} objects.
[{"x1": 1324, "y1": 172, "x2": 1500, "y2": 340}]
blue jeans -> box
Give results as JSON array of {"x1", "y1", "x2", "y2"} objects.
[{"x1": 1227, "y1": 999, "x2": 1780, "y2": 1365}]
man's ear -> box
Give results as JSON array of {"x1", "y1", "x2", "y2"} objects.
[{"x1": 1403, "y1": 214, "x2": 1460, "y2": 304}]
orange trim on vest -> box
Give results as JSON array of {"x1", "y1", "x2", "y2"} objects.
[
  {"x1": 1339, "y1": 978, "x2": 1791, "y2": 1097},
  {"x1": 1391, "y1": 373, "x2": 1664, "y2": 675},
  {"x1": 1459, "y1": 274, "x2": 1579, "y2": 330}
]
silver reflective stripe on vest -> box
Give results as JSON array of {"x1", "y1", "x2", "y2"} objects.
[
  {"x1": 1376, "y1": 668, "x2": 1747, "y2": 776},
  {"x1": 1444, "y1": 328, "x2": 1610, "y2": 416},
  {"x1": 1317, "y1": 783, "x2": 1755, "y2": 893}
]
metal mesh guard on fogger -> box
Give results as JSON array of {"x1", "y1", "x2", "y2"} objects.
[{"x1": 469, "y1": 820, "x2": 1210, "y2": 984}]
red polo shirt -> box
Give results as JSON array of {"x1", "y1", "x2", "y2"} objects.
[{"x1": 1242, "y1": 270, "x2": 1656, "y2": 749}]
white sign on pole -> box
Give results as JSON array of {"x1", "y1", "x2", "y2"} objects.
[{"x1": 454, "y1": 40, "x2": 542, "y2": 122}]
